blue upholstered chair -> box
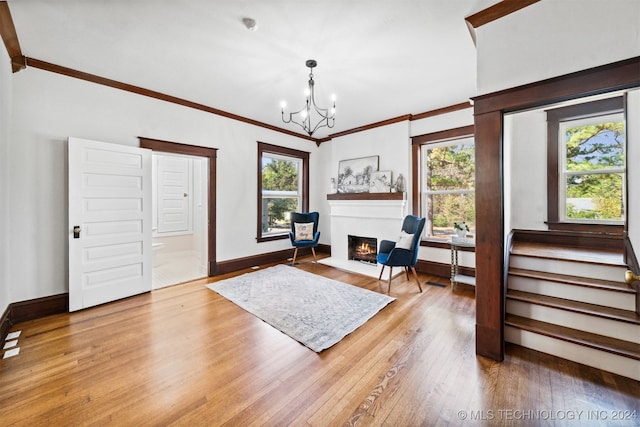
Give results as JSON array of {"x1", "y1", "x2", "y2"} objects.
[
  {"x1": 376, "y1": 215, "x2": 426, "y2": 293},
  {"x1": 289, "y1": 212, "x2": 320, "y2": 265}
]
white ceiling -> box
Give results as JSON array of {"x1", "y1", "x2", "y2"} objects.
[{"x1": 8, "y1": 0, "x2": 497, "y2": 138}]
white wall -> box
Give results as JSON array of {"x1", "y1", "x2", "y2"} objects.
[
  {"x1": 8, "y1": 67, "x2": 320, "y2": 302},
  {"x1": 0, "y1": 45, "x2": 12, "y2": 312},
  {"x1": 476, "y1": 0, "x2": 640, "y2": 96}
]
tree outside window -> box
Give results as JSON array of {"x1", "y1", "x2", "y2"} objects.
[
  {"x1": 561, "y1": 115, "x2": 625, "y2": 221},
  {"x1": 546, "y1": 96, "x2": 625, "y2": 230},
  {"x1": 257, "y1": 142, "x2": 309, "y2": 242},
  {"x1": 421, "y1": 136, "x2": 475, "y2": 238}
]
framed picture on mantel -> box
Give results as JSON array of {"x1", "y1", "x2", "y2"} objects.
[
  {"x1": 369, "y1": 170, "x2": 392, "y2": 193},
  {"x1": 337, "y1": 155, "x2": 378, "y2": 193}
]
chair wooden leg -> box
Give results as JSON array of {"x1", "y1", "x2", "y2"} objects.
[
  {"x1": 411, "y1": 266, "x2": 422, "y2": 292},
  {"x1": 311, "y1": 247, "x2": 317, "y2": 263},
  {"x1": 378, "y1": 265, "x2": 385, "y2": 280},
  {"x1": 387, "y1": 267, "x2": 393, "y2": 294},
  {"x1": 404, "y1": 267, "x2": 410, "y2": 280},
  {"x1": 291, "y1": 248, "x2": 299, "y2": 266}
]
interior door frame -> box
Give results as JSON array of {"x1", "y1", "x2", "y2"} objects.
[{"x1": 139, "y1": 137, "x2": 218, "y2": 276}]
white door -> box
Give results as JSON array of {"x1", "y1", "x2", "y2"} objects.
[
  {"x1": 68, "y1": 137, "x2": 152, "y2": 311},
  {"x1": 157, "y1": 154, "x2": 191, "y2": 233}
]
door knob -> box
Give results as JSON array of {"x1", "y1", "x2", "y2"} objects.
[
  {"x1": 625, "y1": 270, "x2": 639, "y2": 284},
  {"x1": 73, "y1": 226, "x2": 81, "y2": 239}
]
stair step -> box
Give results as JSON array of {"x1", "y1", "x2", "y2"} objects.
[
  {"x1": 509, "y1": 268, "x2": 634, "y2": 294},
  {"x1": 510, "y1": 241, "x2": 625, "y2": 266},
  {"x1": 505, "y1": 314, "x2": 640, "y2": 361},
  {"x1": 506, "y1": 289, "x2": 640, "y2": 325}
]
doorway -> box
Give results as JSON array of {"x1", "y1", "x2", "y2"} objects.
[
  {"x1": 151, "y1": 152, "x2": 208, "y2": 288},
  {"x1": 139, "y1": 137, "x2": 218, "y2": 284}
]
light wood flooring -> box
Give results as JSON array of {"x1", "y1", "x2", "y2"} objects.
[{"x1": 1, "y1": 255, "x2": 638, "y2": 426}]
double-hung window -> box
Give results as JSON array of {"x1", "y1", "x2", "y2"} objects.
[
  {"x1": 413, "y1": 126, "x2": 475, "y2": 239},
  {"x1": 547, "y1": 97, "x2": 625, "y2": 230},
  {"x1": 257, "y1": 142, "x2": 309, "y2": 242}
]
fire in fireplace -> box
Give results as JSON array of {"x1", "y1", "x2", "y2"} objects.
[{"x1": 348, "y1": 235, "x2": 378, "y2": 264}]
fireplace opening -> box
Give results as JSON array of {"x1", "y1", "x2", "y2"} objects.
[{"x1": 348, "y1": 235, "x2": 378, "y2": 264}]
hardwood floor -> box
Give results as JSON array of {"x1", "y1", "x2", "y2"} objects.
[{"x1": 1, "y1": 256, "x2": 638, "y2": 426}]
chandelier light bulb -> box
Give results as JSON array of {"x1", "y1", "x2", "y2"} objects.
[{"x1": 280, "y1": 101, "x2": 287, "y2": 110}]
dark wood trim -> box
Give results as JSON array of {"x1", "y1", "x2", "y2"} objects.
[
  {"x1": 257, "y1": 142, "x2": 310, "y2": 243},
  {"x1": 411, "y1": 125, "x2": 475, "y2": 145},
  {"x1": 546, "y1": 222, "x2": 624, "y2": 235},
  {"x1": 0, "y1": 304, "x2": 11, "y2": 343},
  {"x1": 410, "y1": 102, "x2": 472, "y2": 121},
  {"x1": 473, "y1": 57, "x2": 640, "y2": 115},
  {"x1": 0, "y1": 2, "x2": 25, "y2": 72},
  {"x1": 9, "y1": 294, "x2": 68, "y2": 323},
  {"x1": 473, "y1": 56, "x2": 640, "y2": 362},
  {"x1": 465, "y1": 0, "x2": 541, "y2": 29},
  {"x1": 326, "y1": 115, "x2": 412, "y2": 140},
  {"x1": 474, "y1": 110, "x2": 505, "y2": 361},
  {"x1": 25, "y1": 57, "x2": 315, "y2": 142},
  {"x1": 1, "y1": 294, "x2": 69, "y2": 340},
  {"x1": 326, "y1": 192, "x2": 404, "y2": 201},
  {"x1": 138, "y1": 137, "x2": 219, "y2": 275},
  {"x1": 411, "y1": 143, "x2": 420, "y2": 216},
  {"x1": 215, "y1": 244, "x2": 331, "y2": 276},
  {"x1": 512, "y1": 229, "x2": 625, "y2": 251},
  {"x1": 415, "y1": 259, "x2": 475, "y2": 280},
  {"x1": 623, "y1": 236, "x2": 640, "y2": 315}
]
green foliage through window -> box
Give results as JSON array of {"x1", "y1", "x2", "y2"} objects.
[
  {"x1": 422, "y1": 138, "x2": 475, "y2": 236},
  {"x1": 561, "y1": 115, "x2": 625, "y2": 221}
]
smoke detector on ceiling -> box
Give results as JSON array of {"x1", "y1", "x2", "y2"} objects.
[{"x1": 242, "y1": 17, "x2": 257, "y2": 31}]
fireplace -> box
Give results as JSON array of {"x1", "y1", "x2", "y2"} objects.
[{"x1": 348, "y1": 235, "x2": 378, "y2": 264}]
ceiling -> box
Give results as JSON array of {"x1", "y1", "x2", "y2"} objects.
[{"x1": 8, "y1": 0, "x2": 498, "y2": 139}]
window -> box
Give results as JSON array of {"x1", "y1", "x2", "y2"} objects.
[
  {"x1": 257, "y1": 142, "x2": 309, "y2": 242},
  {"x1": 412, "y1": 126, "x2": 475, "y2": 240},
  {"x1": 547, "y1": 97, "x2": 625, "y2": 231}
]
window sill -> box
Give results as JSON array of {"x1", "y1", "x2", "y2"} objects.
[
  {"x1": 545, "y1": 221, "x2": 623, "y2": 235},
  {"x1": 257, "y1": 233, "x2": 289, "y2": 243},
  {"x1": 420, "y1": 238, "x2": 475, "y2": 252}
]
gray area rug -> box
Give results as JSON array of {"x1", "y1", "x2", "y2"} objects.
[{"x1": 206, "y1": 264, "x2": 395, "y2": 352}]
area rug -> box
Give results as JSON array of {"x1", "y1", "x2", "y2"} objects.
[{"x1": 206, "y1": 264, "x2": 395, "y2": 352}]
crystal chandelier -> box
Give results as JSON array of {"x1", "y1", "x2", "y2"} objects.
[{"x1": 281, "y1": 59, "x2": 336, "y2": 136}]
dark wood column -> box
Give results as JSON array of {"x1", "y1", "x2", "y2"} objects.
[{"x1": 473, "y1": 110, "x2": 505, "y2": 361}]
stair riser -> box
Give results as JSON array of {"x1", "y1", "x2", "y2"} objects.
[
  {"x1": 508, "y1": 276, "x2": 635, "y2": 311},
  {"x1": 505, "y1": 327, "x2": 640, "y2": 381},
  {"x1": 506, "y1": 300, "x2": 639, "y2": 344},
  {"x1": 510, "y1": 256, "x2": 626, "y2": 282}
]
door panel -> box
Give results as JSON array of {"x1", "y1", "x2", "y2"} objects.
[{"x1": 69, "y1": 137, "x2": 152, "y2": 311}]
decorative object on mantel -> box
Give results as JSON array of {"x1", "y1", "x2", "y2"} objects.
[
  {"x1": 369, "y1": 170, "x2": 392, "y2": 193},
  {"x1": 330, "y1": 178, "x2": 337, "y2": 194},
  {"x1": 454, "y1": 221, "x2": 470, "y2": 238},
  {"x1": 280, "y1": 59, "x2": 336, "y2": 136},
  {"x1": 396, "y1": 173, "x2": 406, "y2": 193},
  {"x1": 337, "y1": 155, "x2": 379, "y2": 193}
]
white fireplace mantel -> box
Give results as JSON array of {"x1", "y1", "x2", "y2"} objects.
[{"x1": 320, "y1": 194, "x2": 408, "y2": 277}]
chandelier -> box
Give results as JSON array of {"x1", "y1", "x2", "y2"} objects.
[{"x1": 281, "y1": 59, "x2": 336, "y2": 136}]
